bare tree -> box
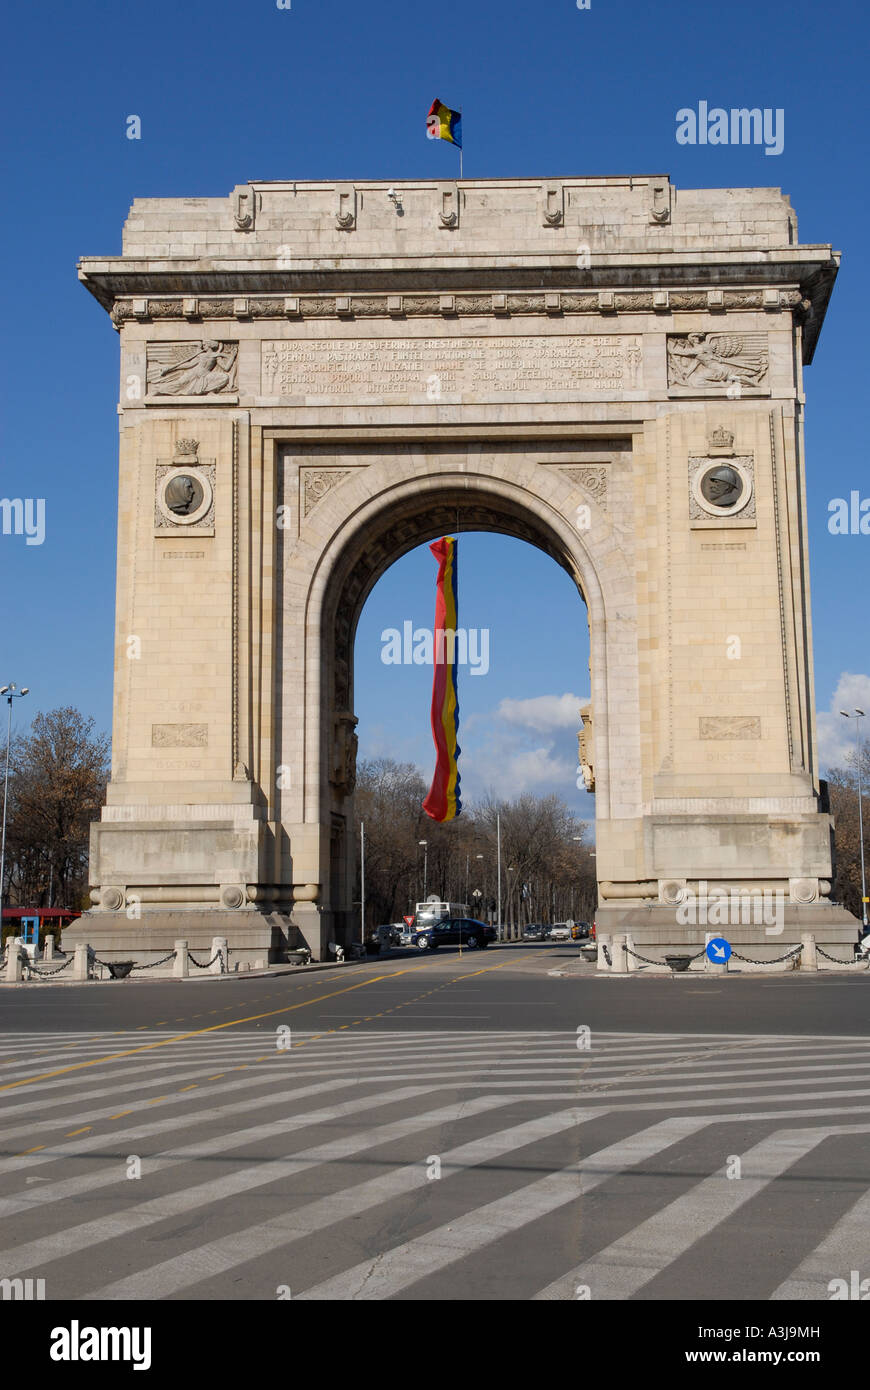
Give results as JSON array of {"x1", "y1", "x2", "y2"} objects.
[
  {"x1": 353, "y1": 762, "x2": 598, "y2": 933},
  {"x1": 826, "y1": 735, "x2": 870, "y2": 922},
  {"x1": 4, "y1": 707, "x2": 110, "y2": 910}
]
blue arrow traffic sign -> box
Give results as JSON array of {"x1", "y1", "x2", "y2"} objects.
[{"x1": 706, "y1": 937, "x2": 732, "y2": 963}]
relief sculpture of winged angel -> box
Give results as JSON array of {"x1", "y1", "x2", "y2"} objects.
[
  {"x1": 147, "y1": 340, "x2": 238, "y2": 396},
  {"x1": 667, "y1": 333, "x2": 768, "y2": 389}
]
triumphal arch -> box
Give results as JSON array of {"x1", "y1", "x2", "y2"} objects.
[{"x1": 74, "y1": 175, "x2": 857, "y2": 963}]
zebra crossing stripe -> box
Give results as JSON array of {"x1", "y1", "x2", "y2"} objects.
[
  {"x1": 533, "y1": 1123, "x2": 870, "y2": 1300},
  {"x1": 83, "y1": 1105, "x2": 607, "y2": 1300},
  {"x1": 770, "y1": 1188, "x2": 870, "y2": 1299},
  {"x1": 2, "y1": 1094, "x2": 514, "y2": 1281},
  {"x1": 0, "y1": 1080, "x2": 434, "y2": 1184},
  {"x1": 294, "y1": 1116, "x2": 707, "y2": 1300}
]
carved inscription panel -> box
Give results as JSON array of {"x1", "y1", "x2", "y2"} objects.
[{"x1": 261, "y1": 335, "x2": 643, "y2": 398}]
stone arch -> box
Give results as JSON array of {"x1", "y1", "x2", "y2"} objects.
[{"x1": 288, "y1": 445, "x2": 641, "y2": 941}]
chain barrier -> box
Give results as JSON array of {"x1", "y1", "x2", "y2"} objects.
[
  {"x1": 26, "y1": 955, "x2": 75, "y2": 978},
  {"x1": 602, "y1": 944, "x2": 611, "y2": 967},
  {"x1": 730, "y1": 945, "x2": 803, "y2": 966},
  {"x1": 624, "y1": 946, "x2": 707, "y2": 967},
  {"x1": 131, "y1": 952, "x2": 177, "y2": 971},
  {"x1": 817, "y1": 944, "x2": 870, "y2": 966},
  {"x1": 92, "y1": 951, "x2": 177, "y2": 976},
  {"x1": 187, "y1": 949, "x2": 225, "y2": 972}
]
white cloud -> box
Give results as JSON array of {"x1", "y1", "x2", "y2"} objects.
[
  {"x1": 359, "y1": 692, "x2": 595, "y2": 811},
  {"x1": 816, "y1": 672, "x2": 870, "y2": 771},
  {"x1": 458, "y1": 695, "x2": 594, "y2": 809},
  {"x1": 496, "y1": 692, "x2": 589, "y2": 732}
]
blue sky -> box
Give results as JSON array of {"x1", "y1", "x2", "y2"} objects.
[{"x1": 1, "y1": 0, "x2": 867, "y2": 816}]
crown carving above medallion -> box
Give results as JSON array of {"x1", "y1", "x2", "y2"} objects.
[
  {"x1": 708, "y1": 427, "x2": 735, "y2": 451},
  {"x1": 174, "y1": 438, "x2": 199, "y2": 457}
]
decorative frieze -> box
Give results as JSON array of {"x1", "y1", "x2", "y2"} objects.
[{"x1": 112, "y1": 288, "x2": 801, "y2": 327}]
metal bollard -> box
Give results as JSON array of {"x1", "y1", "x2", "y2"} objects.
[{"x1": 174, "y1": 941, "x2": 189, "y2": 979}]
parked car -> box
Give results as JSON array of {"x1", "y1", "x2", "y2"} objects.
[
  {"x1": 375, "y1": 923, "x2": 404, "y2": 947},
  {"x1": 522, "y1": 923, "x2": 547, "y2": 940},
  {"x1": 547, "y1": 923, "x2": 571, "y2": 941},
  {"x1": 412, "y1": 917, "x2": 496, "y2": 951}
]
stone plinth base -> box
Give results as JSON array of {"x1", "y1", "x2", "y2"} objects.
[
  {"x1": 63, "y1": 908, "x2": 315, "y2": 968},
  {"x1": 595, "y1": 901, "x2": 861, "y2": 961}
]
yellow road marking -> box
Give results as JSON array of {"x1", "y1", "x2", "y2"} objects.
[
  {"x1": 179, "y1": 1084, "x2": 198, "y2": 1092},
  {"x1": 0, "y1": 972, "x2": 406, "y2": 1093},
  {"x1": 17, "y1": 1146, "x2": 45, "y2": 1155},
  {"x1": 109, "y1": 1110, "x2": 132, "y2": 1119},
  {"x1": 65, "y1": 1127, "x2": 91, "y2": 1137}
]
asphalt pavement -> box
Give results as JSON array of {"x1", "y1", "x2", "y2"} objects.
[{"x1": 1, "y1": 944, "x2": 868, "y2": 1307}]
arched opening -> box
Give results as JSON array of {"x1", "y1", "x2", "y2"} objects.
[
  {"x1": 292, "y1": 450, "x2": 634, "y2": 948},
  {"x1": 352, "y1": 529, "x2": 596, "y2": 935}
]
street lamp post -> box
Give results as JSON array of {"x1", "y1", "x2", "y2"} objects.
[
  {"x1": 0, "y1": 684, "x2": 29, "y2": 945},
  {"x1": 840, "y1": 708, "x2": 868, "y2": 929},
  {"x1": 419, "y1": 840, "x2": 428, "y2": 902},
  {"x1": 496, "y1": 813, "x2": 502, "y2": 939},
  {"x1": 360, "y1": 820, "x2": 366, "y2": 948}
]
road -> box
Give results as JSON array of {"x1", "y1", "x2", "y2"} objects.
[{"x1": 1, "y1": 944, "x2": 869, "y2": 1303}]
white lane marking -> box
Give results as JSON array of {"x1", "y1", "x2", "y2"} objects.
[
  {"x1": 6, "y1": 1095, "x2": 514, "y2": 1283},
  {"x1": 83, "y1": 1105, "x2": 603, "y2": 1300},
  {"x1": 534, "y1": 1123, "x2": 870, "y2": 1300},
  {"x1": 771, "y1": 1188, "x2": 870, "y2": 1299},
  {"x1": 295, "y1": 1117, "x2": 708, "y2": 1300}
]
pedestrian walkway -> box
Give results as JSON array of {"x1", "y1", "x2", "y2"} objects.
[{"x1": 0, "y1": 1029, "x2": 867, "y2": 1300}]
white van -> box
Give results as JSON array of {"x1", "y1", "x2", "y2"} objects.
[{"x1": 414, "y1": 901, "x2": 469, "y2": 926}]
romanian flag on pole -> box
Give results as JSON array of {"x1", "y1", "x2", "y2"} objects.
[
  {"x1": 422, "y1": 536, "x2": 462, "y2": 822},
  {"x1": 426, "y1": 98, "x2": 462, "y2": 148}
]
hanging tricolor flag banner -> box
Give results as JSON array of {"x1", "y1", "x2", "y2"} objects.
[
  {"x1": 426, "y1": 98, "x2": 462, "y2": 148},
  {"x1": 422, "y1": 536, "x2": 462, "y2": 822}
]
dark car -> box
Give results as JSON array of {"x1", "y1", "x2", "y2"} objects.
[
  {"x1": 413, "y1": 917, "x2": 495, "y2": 951},
  {"x1": 523, "y1": 924, "x2": 547, "y2": 940}
]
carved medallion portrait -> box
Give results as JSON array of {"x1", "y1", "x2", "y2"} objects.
[
  {"x1": 689, "y1": 456, "x2": 755, "y2": 523},
  {"x1": 155, "y1": 464, "x2": 215, "y2": 530}
]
